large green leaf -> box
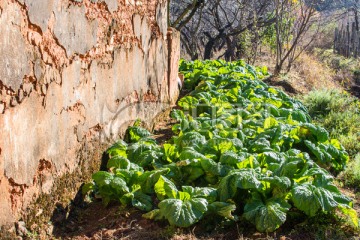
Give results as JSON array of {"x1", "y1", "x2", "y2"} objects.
[
  {"x1": 203, "y1": 137, "x2": 236, "y2": 155},
  {"x1": 107, "y1": 156, "x2": 143, "y2": 172},
  {"x1": 179, "y1": 148, "x2": 208, "y2": 161},
  {"x1": 126, "y1": 126, "x2": 151, "y2": 143},
  {"x1": 182, "y1": 186, "x2": 218, "y2": 203},
  {"x1": 264, "y1": 117, "x2": 279, "y2": 129},
  {"x1": 178, "y1": 96, "x2": 199, "y2": 110},
  {"x1": 114, "y1": 169, "x2": 140, "y2": 186},
  {"x1": 300, "y1": 123, "x2": 329, "y2": 143},
  {"x1": 137, "y1": 168, "x2": 170, "y2": 194},
  {"x1": 92, "y1": 172, "x2": 130, "y2": 206},
  {"x1": 136, "y1": 150, "x2": 163, "y2": 167},
  {"x1": 92, "y1": 171, "x2": 113, "y2": 188},
  {"x1": 220, "y1": 151, "x2": 251, "y2": 167},
  {"x1": 131, "y1": 192, "x2": 153, "y2": 212},
  {"x1": 107, "y1": 156, "x2": 130, "y2": 170},
  {"x1": 176, "y1": 157, "x2": 206, "y2": 182},
  {"x1": 304, "y1": 140, "x2": 326, "y2": 163},
  {"x1": 171, "y1": 109, "x2": 186, "y2": 121},
  {"x1": 261, "y1": 176, "x2": 291, "y2": 192},
  {"x1": 154, "y1": 176, "x2": 178, "y2": 200},
  {"x1": 248, "y1": 138, "x2": 273, "y2": 153},
  {"x1": 218, "y1": 169, "x2": 263, "y2": 202},
  {"x1": 208, "y1": 202, "x2": 237, "y2": 220},
  {"x1": 157, "y1": 198, "x2": 208, "y2": 227},
  {"x1": 126, "y1": 140, "x2": 158, "y2": 161},
  {"x1": 120, "y1": 190, "x2": 153, "y2": 212},
  {"x1": 243, "y1": 193, "x2": 291, "y2": 232},
  {"x1": 106, "y1": 140, "x2": 127, "y2": 158},
  {"x1": 291, "y1": 183, "x2": 339, "y2": 216},
  {"x1": 177, "y1": 157, "x2": 231, "y2": 181},
  {"x1": 163, "y1": 144, "x2": 180, "y2": 163},
  {"x1": 176, "y1": 132, "x2": 206, "y2": 151},
  {"x1": 109, "y1": 176, "x2": 130, "y2": 196}
]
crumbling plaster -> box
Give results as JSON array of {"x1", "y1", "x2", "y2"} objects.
[{"x1": 0, "y1": 0, "x2": 179, "y2": 226}]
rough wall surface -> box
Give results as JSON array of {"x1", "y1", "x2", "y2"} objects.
[{"x1": 0, "y1": 0, "x2": 179, "y2": 226}]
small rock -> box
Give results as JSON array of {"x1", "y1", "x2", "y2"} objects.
[
  {"x1": 15, "y1": 221, "x2": 27, "y2": 237},
  {"x1": 46, "y1": 224, "x2": 54, "y2": 235},
  {"x1": 35, "y1": 208, "x2": 43, "y2": 217}
]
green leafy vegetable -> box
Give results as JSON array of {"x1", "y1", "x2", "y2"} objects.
[
  {"x1": 84, "y1": 59, "x2": 356, "y2": 232},
  {"x1": 244, "y1": 193, "x2": 291, "y2": 232}
]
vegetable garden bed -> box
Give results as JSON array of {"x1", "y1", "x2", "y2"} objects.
[{"x1": 83, "y1": 60, "x2": 358, "y2": 233}]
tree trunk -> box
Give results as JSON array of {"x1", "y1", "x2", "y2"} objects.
[
  {"x1": 224, "y1": 36, "x2": 235, "y2": 61},
  {"x1": 204, "y1": 38, "x2": 216, "y2": 59},
  {"x1": 191, "y1": 52, "x2": 198, "y2": 60},
  {"x1": 354, "y1": 8, "x2": 359, "y2": 32},
  {"x1": 274, "y1": 61, "x2": 283, "y2": 76}
]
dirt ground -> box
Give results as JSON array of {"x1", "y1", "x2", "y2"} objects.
[{"x1": 48, "y1": 164, "x2": 360, "y2": 240}]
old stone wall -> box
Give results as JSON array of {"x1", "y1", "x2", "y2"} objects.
[{"x1": 0, "y1": 0, "x2": 180, "y2": 226}]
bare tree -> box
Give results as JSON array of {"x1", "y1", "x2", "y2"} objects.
[
  {"x1": 171, "y1": 0, "x2": 274, "y2": 60},
  {"x1": 168, "y1": 0, "x2": 204, "y2": 31},
  {"x1": 170, "y1": 0, "x2": 321, "y2": 66},
  {"x1": 315, "y1": 0, "x2": 360, "y2": 11},
  {"x1": 273, "y1": 0, "x2": 319, "y2": 75},
  {"x1": 180, "y1": 14, "x2": 204, "y2": 60}
]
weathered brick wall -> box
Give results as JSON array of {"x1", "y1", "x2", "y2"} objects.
[{"x1": 0, "y1": 0, "x2": 179, "y2": 226}]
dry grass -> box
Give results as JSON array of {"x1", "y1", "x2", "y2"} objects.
[
  {"x1": 313, "y1": 48, "x2": 360, "y2": 88},
  {"x1": 290, "y1": 52, "x2": 340, "y2": 92},
  {"x1": 255, "y1": 49, "x2": 341, "y2": 94}
]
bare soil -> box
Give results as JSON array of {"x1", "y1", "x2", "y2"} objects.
[{"x1": 49, "y1": 179, "x2": 360, "y2": 240}]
